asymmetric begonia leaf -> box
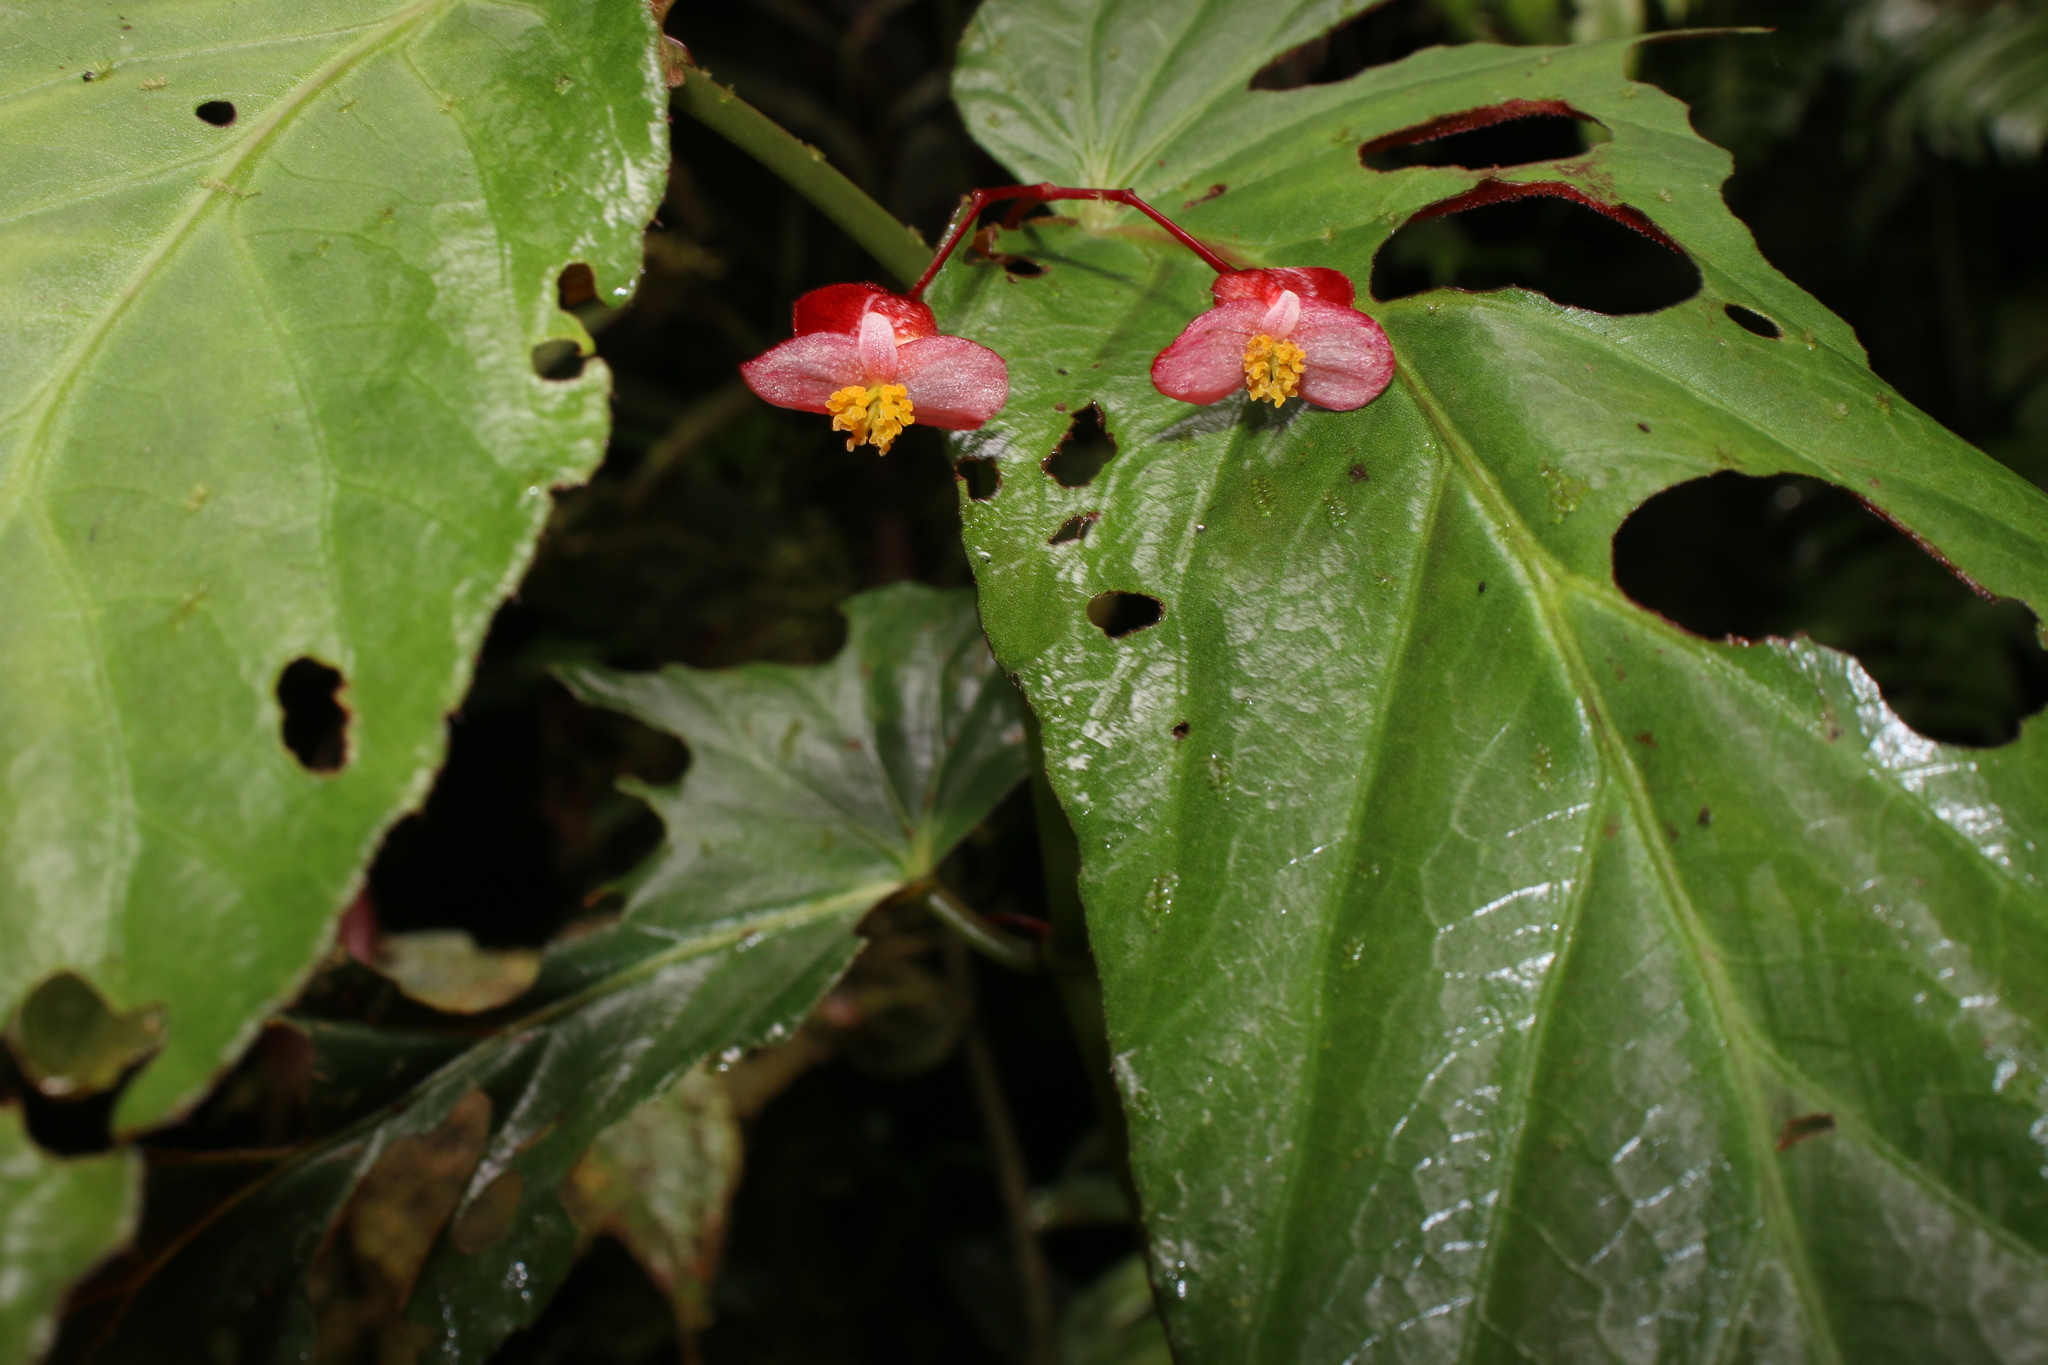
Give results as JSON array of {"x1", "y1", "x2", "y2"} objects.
[
  {"x1": 942, "y1": 5, "x2": 2048, "y2": 1361},
  {"x1": 59, "y1": 585, "x2": 1026, "y2": 1363},
  {"x1": 0, "y1": 1113, "x2": 133, "y2": 1365},
  {"x1": 0, "y1": 0, "x2": 666, "y2": 1144}
]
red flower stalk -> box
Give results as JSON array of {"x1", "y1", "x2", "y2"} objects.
[
  {"x1": 740, "y1": 282, "x2": 1008, "y2": 454},
  {"x1": 908, "y1": 183, "x2": 1236, "y2": 299},
  {"x1": 1152, "y1": 267, "x2": 1393, "y2": 411}
]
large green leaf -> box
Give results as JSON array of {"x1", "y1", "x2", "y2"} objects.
[
  {"x1": 0, "y1": 1113, "x2": 133, "y2": 1365},
  {"x1": 0, "y1": 0, "x2": 666, "y2": 1136},
  {"x1": 942, "y1": 6, "x2": 2048, "y2": 1361},
  {"x1": 62, "y1": 585, "x2": 1026, "y2": 1363}
]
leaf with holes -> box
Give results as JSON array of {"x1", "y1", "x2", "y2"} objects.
[
  {"x1": 940, "y1": 5, "x2": 2048, "y2": 1361},
  {"x1": 59, "y1": 584, "x2": 1027, "y2": 1362},
  {"x1": 0, "y1": 0, "x2": 666, "y2": 1143}
]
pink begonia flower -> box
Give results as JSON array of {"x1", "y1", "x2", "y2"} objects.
[
  {"x1": 740, "y1": 282, "x2": 1009, "y2": 454},
  {"x1": 1151, "y1": 267, "x2": 1394, "y2": 411}
]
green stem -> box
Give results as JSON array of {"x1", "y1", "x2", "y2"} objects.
[
  {"x1": 924, "y1": 883, "x2": 1041, "y2": 974},
  {"x1": 673, "y1": 67, "x2": 929, "y2": 286}
]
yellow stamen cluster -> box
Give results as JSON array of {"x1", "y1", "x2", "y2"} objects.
[
  {"x1": 826, "y1": 383, "x2": 915, "y2": 454},
  {"x1": 1243, "y1": 333, "x2": 1306, "y2": 406}
]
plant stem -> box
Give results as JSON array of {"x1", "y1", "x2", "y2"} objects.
[
  {"x1": 945, "y1": 935, "x2": 1058, "y2": 1365},
  {"x1": 924, "y1": 882, "x2": 1041, "y2": 974},
  {"x1": 673, "y1": 66, "x2": 929, "y2": 287},
  {"x1": 910, "y1": 183, "x2": 1234, "y2": 299}
]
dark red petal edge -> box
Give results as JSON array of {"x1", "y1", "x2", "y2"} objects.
[
  {"x1": 792, "y1": 282, "x2": 888, "y2": 336},
  {"x1": 1211, "y1": 266, "x2": 1357, "y2": 307},
  {"x1": 792, "y1": 283, "x2": 940, "y2": 339}
]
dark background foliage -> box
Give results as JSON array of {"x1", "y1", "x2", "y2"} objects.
[{"x1": 78, "y1": 0, "x2": 2048, "y2": 1360}]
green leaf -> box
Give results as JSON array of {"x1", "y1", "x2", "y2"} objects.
[
  {"x1": 0, "y1": 0, "x2": 667, "y2": 1133},
  {"x1": 944, "y1": 9, "x2": 2048, "y2": 1361},
  {"x1": 0, "y1": 1111, "x2": 135, "y2": 1365},
  {"x1": 67, "y1": 585, "x2": 1027, "y2": 1362}
]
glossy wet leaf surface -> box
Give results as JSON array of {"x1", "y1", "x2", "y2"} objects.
[
  {"x1": 57, "y1": 585, "x2": 1026, "y2": 1364},
  {"x1": 942, "y1": 4, "x2": 2048, "y2": 1360},
  {"x1": 0, "y1": 0, "x2": 666, "y2": 1143}
]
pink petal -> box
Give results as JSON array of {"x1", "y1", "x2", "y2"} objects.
[
  {"x1": 1150, "y1": 300, "x2": 1267, "y2": 405},
  {"x1": 896, "y1": 336, "x2": 1009, "y2": 429},
  {"x1": 859, "y1": 311, "x2": 901, "y2": 383},
  {"x1": 1257, "y1": 289, "x2": 1301, "y2": 338},
  {"x1": 792, "y1": 283, "x2": 937, "y2": 339},
  {"x1": 1291, "y1": 301, "x2": 1395, "y2": 411},
  {"x1": 739, "y1": 332, "x2": 864, "y2": 413}
]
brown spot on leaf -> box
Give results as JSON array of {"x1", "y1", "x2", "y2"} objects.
[
  {"x1": 451, "y1": 1170, "x2": 525, "y2": 1255},
  {"x1": 1776, "y1": 1112, "x2": 1835, "y2": 1151},
  {"x1": 311, "y1": 1091, "x2": 492, "y2": 1360}
]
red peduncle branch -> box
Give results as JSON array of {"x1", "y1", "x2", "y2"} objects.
[{"x1": 907, "y1": 184, "x2": 1233, "y2": 299}]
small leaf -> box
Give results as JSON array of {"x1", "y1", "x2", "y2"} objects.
[{"x1": 66, "y1": 585, "x2": 1027, "y2": 1362}]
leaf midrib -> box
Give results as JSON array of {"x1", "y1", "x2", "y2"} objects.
[
  {"x1": 684, "y1": 681, "x2": 920, "y2": 877},
  {"x1": 84, "y1": 881, "x2": 890, "y2": 1335},
  {"x1": 1399, "y1": 358, "x2": 1851, "y2": 1365},
  {"x1": 1238, "y1": 390, "x2": 1458, "y2": 1355},
  {"x1": 0, "y1": 0, "x2": 450, "y2": 1021},
  {"x1": 1388, "y1": 321, "x2": 2048, "y2": 1310},
  {"x1": 1370, "y1": 293, "x2": 2045, "y2": 898},
  {"x1": 0, "y1": 0, "x2": 450, "y2": 545}
]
